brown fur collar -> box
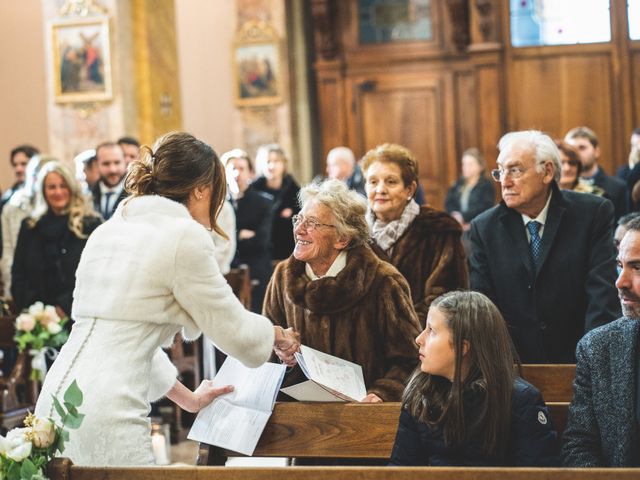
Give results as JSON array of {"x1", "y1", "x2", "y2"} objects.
[
  {"x1": 283, "y1": 244, "x2": 385, "y2": 314},
  {"x1": 412, "y1": 206, "x2": 462, "y2": 234}
]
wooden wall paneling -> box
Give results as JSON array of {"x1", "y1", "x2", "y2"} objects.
[
  {"x1": 348, "y1": 70, "x2": 456, "y2": 209},
  {"x1": 632, "y1": 47, "x2": 640, "y2": 130},
  {"x1": 474, "y1": 63, "x2": 503, "y2": 168},
  {"x1": 315, "y1": 65, "x2": 348, "y2": 160},
  {"x1": 507, "y1": 51, "x2": 617, "y2": 173},
  {"x1": 453, "y1": 70, "x2": 478, "y2": 168}
]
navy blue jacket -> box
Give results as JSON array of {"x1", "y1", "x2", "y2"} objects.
[{"x1": 389, "y1": 378, "x2": 560, "y2": 467}]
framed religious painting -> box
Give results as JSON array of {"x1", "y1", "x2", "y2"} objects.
[
  {"x1": 233, "y1": 21, "x2": 282, "y2": 107},
  {"x1": 51, "y1": 15, "x2": 113, "y2": 103}
]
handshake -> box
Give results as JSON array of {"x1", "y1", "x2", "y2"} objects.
[{"x1": 273, "y1": 325, "x2": 300, "y2": 367}]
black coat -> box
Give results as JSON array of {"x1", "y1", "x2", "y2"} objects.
[
  {"x1": 251, "y1": 174, "x2": 300, "y2": 260},
  {"x1": 469, "y1": 183, "x2": 620, "y2": 363},
  {"x1": 390, "y1": 378, "x2": 559, "y2": 466},
  {"x1": 232, "y1": 187, "x2": 274, "y2": 312},
  {"x1": 588, "y1": 168, "x2": 627, "y2": 220},
  {"x1": 444, "y1": 176, "x2": 496, "y2": 223},
  {"x1": 11, "y1": 212, "x2": 101, "y2": 316}
]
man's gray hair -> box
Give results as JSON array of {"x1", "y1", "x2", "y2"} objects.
[
  {"x1": 327, "y1": 146, "x2": 356, "y2": 166},
  {"x1": 298, "y1": 179, "x2": 370, "y2": 248},
  {"x1": 497, "y1": 130, "x2": 561, "y2": 182}
]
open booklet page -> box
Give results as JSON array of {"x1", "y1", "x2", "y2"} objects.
[
  {"x1": 188, "y1": 356, "x2": 286, "y2": 456},
  {"x1": 281, "y1": 345, "x2": 366, "y2": 402}
]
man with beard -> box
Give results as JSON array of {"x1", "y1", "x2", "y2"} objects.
[
  {"x1": 563, "y1": 216, "x2": 640, "y2": 466},
  {"x1": 92, "y1": 142, "x2": 127, "y2": 220}
]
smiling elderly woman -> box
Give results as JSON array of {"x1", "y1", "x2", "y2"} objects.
[{"x1": 264, "y1": 179, "x2": 422, "y2": 402}]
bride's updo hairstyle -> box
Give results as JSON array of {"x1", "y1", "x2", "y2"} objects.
[{"x1": 125, "y1": 131, "x2": 228, "y2": 237}]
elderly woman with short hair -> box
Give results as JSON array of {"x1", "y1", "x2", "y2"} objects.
[
  {"x1": 264, "y1": 179, "x2": 421, "y2": 402},
  {"x1": 363, "y1": 143, "x2": 469, "y2": 323}
]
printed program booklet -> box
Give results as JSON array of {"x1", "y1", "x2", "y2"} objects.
[
  {"x1": 187, "y1": 356, "x2": 286, "y2": 456},
  {"x1": 280, "y1": 345, "x2": 367, "y2": 402}
]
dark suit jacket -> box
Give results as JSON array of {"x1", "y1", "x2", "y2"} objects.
[
  {"x1": 91, "y1": 181, "x2": 127, "y2": 220},
  {"x1": 563, "y1": 318, "x2": 640, "y2": 467},
  {"x1": 444, "y1": 176, "x2": 496, "y2": 223},
  {"x1": 589, "y1": 168, "x2": 627, "y2": 220},
  {"x1": 469, "y1": 183, "x2": 620, "y2": 363}
]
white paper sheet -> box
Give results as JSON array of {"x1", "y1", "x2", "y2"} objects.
[{"x1": 187, "y1": 356, "x2": 286, "y2": 456}]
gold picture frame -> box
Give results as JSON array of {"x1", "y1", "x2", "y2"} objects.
[
  {"x1": 51, "y1": 15, "x2": 113, "y2": 104},
  {"x1": 233, "y1": 21, "x2": 282, "y2": 107}
]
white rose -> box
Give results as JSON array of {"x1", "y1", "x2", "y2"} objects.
[
  {"x1": 47, "y1": 322, "x2": 62, "y2": 335},
  {"x1": 4, "y1": 428, "x2": 32, "y2": 461},
  {"x1": 44, "y1": 305, "x2": 61, "y2": 325},
  {"x1": 28, "y1": 302, "x2": 44, "y2": 317},
  {"x1": 15, "y1": 314, "x2": 36, "y2": 332},
  {"x1": 31, "y1": 418, "x2": 56, "y2": 448}
]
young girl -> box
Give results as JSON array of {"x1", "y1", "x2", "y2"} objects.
[{"x1": 390, "y1": 291, "x2": 559, "y2": 466}]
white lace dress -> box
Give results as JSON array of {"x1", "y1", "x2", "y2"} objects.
[{"x1": 34, "y1": 195, "x2": 275, "y2": 466}]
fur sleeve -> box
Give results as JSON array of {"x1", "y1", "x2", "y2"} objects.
[{"x1": 368, "y1": 272, "x2": 421, "y2": 401}]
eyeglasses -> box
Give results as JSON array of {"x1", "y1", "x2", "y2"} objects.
[
  {"x1": 490, "y1": 166, "x2": 528, "y2": 182},
  {"x1": 291, "y1": 214, "x2": 335, "y2": 231}
]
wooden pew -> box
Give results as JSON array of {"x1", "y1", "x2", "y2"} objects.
[
  {"x1": 521, "y1": 364, "x2": 576, "y2": 402},
  {"x1": 196, "y1": 401, "x2": 570, "y2": 466},
  {"x1": 224, "y1": 265, "x2": 252, "y2": 310},
  {"x1": 46, "y1": 459, "x2": 640, "y2": 480},
  {"x1": 0, "y1": 309, "x2": 35, "y2": 434}
]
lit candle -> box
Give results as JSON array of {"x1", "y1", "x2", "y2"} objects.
[{"x1": 151, "y1": 432, "x2": 170, "y2": 465}]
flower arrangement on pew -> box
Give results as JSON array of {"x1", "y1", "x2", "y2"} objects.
[
  {"x1": 13, "y1": 302, "x2": 69, "y2": 380},
  {"x1": 0, "y1": 380, "x2": 84, "y2": 480}
]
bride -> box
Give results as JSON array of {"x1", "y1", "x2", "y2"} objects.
[{"x1": 34, "y1": 132, "x2": 299, "y2": 466}]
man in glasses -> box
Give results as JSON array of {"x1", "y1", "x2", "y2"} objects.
[{"x1": 469, "y1": 130, "x2": 619, "y2": 363}]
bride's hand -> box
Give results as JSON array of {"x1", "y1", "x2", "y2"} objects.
[
  {"x1": 190, "y1": 380, "x2": 234, "y2": 413},
  {"x1": 273, "y1": 326, "x2": 300, "y2": 367}
]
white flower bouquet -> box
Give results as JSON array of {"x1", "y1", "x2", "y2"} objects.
[
  {"x1": 0, "y1": 380, "x2": 84, "y2": 480},
  {"x1": 13, "y1": 303, "x2": 69, "y2": 380}
]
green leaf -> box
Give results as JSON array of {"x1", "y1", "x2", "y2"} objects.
[
  {"x1": 63, "y1": 380, "x2": 83, "y2": 408},
  {"x1": 19, "y1": 459, "x2": 37, "y2": 480},
  {"x1": 63, "y1": 402, "x2": 78, "y2": 417},
  {"x1": 62, "y1": 429, "x2": 70, "y2": 441},
  {"x1": 52, "y1": 395, "x2": 66, "y2": 419},
  {"x1": 64, "y1": 412, "x2": 85, "y2": 429},
  {"x1": 7, "y1": 461, "x2": 20, "y2": 480},
  {"x1": 56, "y1": 433, "x2": 65, "y2": 454}
]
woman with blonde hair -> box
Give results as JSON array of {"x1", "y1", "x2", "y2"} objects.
[
  {"x1": 34, "y1": 132, "x2": 299, "y2": 466},
  {"x1": 11, "y1": 161, "x2": 101, "y2": 317}
]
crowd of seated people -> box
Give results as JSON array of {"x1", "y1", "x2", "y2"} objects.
[{"x1": 2, "y1": 125, "x2": 640, "y2": 468}]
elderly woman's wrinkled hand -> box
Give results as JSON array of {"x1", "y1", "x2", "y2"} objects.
[{"x1": 274, "y1": 326, "x2": 300, "y2": 367}]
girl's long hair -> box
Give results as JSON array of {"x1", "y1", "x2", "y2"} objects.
[{"x1": 403, "y1": 291, "x2": 519, "y2": 457}]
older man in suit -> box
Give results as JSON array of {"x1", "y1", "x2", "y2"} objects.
[
  {"x1": 469, "y1": 130, "x2": 620, "y2": 363},
  {"x1": 563, "y1": 217, "x2": 640, "y2": 466}
]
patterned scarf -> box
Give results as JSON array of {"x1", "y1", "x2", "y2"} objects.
[{"x1": 367, "y1": 199, "x2": 420, "y2": 253}]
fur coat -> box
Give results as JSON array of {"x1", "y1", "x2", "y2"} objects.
[
  {"x1": 374, "y1": 206, "x2": 469, "y2": 322},
  {"x1": 263, "y1": 244, "x2": 421, "y2": 401}
]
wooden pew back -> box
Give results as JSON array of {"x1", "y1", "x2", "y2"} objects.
[
  {"x1": 46, "y1": 460, "x2": 640, "y2": 480},
  {"x1": 197, "y1": 401, "x2": 570, "y2": 465},
  {"x1": 521, "y1": 364, "x2": 575, "y2": 402}
]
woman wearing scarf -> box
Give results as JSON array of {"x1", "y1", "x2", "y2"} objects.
[{"x1": 363, "y1": 143, "x2": 469, "y2": 323}]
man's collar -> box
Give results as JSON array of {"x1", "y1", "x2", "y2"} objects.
[{"x1": 521, "y1": 189, "x2": 553, "y2": 226}]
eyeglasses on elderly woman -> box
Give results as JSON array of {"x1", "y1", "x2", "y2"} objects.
[{"x1": 291, "y1": 214, "x2": 336, "y2": 231}]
